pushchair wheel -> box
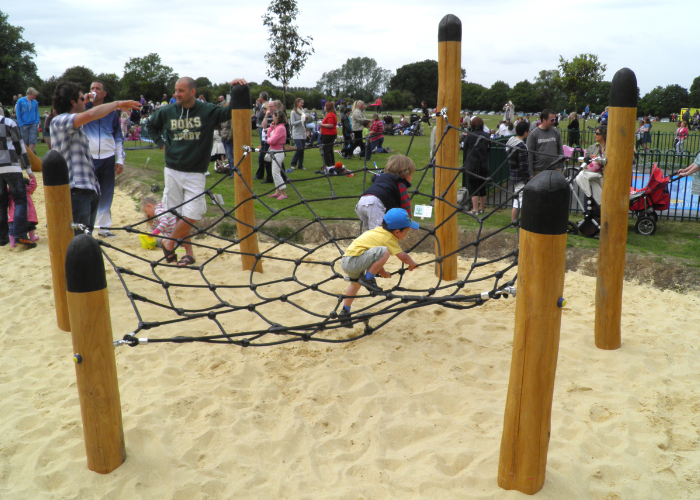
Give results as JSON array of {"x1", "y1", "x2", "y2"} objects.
[
  {"x1": 567, "y1": 220, "x2": 579, "y2": 236},
  {"x1": 635, "y1": 216, "x2": 656, "y2": 236}
]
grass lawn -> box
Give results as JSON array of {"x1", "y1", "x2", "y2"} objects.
[{"x1": 29, "y1": 108, "x2": 700, "y2": 269}]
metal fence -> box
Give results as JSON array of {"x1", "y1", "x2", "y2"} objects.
[
  {"x1": 559, "y1": 127, "x2": 700, "y2": 153},
  {"x1": 486, "y1": 144, "x2": 700, "y2": 221}
]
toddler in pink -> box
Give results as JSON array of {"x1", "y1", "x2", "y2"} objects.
[{"x1": 8, "y1": 177, "x2": 39, "y2": 247}]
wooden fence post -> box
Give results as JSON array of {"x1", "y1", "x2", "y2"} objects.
[
  {"x1": 434, "y1": 14, "x2": 462, "y2": 281},
  {"x1": 230, "y1": 84, "x2": 263, "y2": 273},
  {"x1": 65, "y1": 235, "x2": 126, "y2": 473},
  {"x1": 498, "y1": 171, "x2": 569, "y2": 494},
  {"x1": 42, "y1": 150, "x2": 74, "y2": 332},
  {"x1": 595, "y1": 68, "x2": 638, "y2": 350}
]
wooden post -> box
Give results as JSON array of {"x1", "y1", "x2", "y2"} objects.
[
  {"x1": 595, "y1": 68, "x2": 638, "y2": 350},
  {"x1": 434, "y1": 14, "x2": 461, "y2": 281},
  {"x1": 230, "y1": 84, "x2": 263, "y2": 273},
  {"x1": 26, "y1": 148, "x2": 43, "y2": 172},
  {"x1": 65, "y1": 235, "x2": 125, "y2": 474},
  {"x1": 498, "y1": 171, "x2": 569, "y2": 494},
  {"x1": 42, "y1": 150, "x2": 74, "y2": 331}
]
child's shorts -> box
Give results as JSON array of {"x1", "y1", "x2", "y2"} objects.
[
  {"x1": 512, "y1": 181, "x2": 526, "y2": 209},
  {"x1": 355, "y1": 195, "x2": 386, "y2": 232},
  {"x1": 341, "y1": 246, "x2": 387, "y2": 280}
]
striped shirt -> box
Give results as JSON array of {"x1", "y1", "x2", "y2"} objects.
[
  {"x1": 50, "y1": 113, "x2": 99, "y2": 194},
  {"x1": 0, "y1": 117, "x2": 31, "y2": 175},
  {"x1": 152, "y1": 202, "x2": 176, "y2": 238}
]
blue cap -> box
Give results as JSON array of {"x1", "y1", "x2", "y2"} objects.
[{"x1": 383, "y1": 208, "x2": 419, "y2": 230}]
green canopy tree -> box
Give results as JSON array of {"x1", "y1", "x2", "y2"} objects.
[
  {"x1": 533, "y1": 70, "x2": 567, "y2": 111},
  {"x1": 0, "y1": 10, "x2": 39, "y2": 105},
  {"x1": 389, "y1": 59, "x2": 466, "y2": 108},
  {"x1": 554, "y1": 53, "x2": 607, "y2": 113},
  {"x1": 461, "y1": 82, "x2": 486, "y2": 110},
  {"x1": 120, "y1": 53, "x2": 178, "y2": 102},
  {"x1": 508, "y1": 80, "x2": 538, "y2": 112},
  {"x1": 262, "y1": 0, "x2": 314, "y2": 109},
  {"x1": 688, "y1": 76, "x2": 700, "y2": 108}
]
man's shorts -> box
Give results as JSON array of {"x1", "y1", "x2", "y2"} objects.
[
  {"x1": 20, "y1": 123, "x2": 38, "y2": 145},
  {"x1": 512, "y1": 181, "x2": 526, "y2": 209},
  {"x1": 341, "y1": 246, "x2": 387, "y2": 280},
  {"x1": 162, "y1": 167, "x2": 207, "y2": 221}
]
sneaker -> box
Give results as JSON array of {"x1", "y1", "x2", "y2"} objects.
[
  {"x1": 16, "y1": 237, "x2": 37, "y2": 249},
  {"x1": 99, "y1": 230, "x2": 117, "y2": 238},
  {"x1": 286, "y1": 168, "x2": 293, "y2": 173},
  {"x1": 338, "y1": 310, "x2": 353, "y2": 329},
  {"x1": 358, "y1": 276, "x2": 383, "y2": 293}
]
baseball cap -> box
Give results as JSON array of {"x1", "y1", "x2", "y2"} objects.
[{"x1": 383, "y1": 208, "x2": 419, "y2": 230}]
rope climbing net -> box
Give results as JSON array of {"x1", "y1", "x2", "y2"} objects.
[{"x1": 84, "y1": 112, "x2": 542, "y2": 348}]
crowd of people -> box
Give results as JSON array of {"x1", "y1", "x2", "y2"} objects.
[{"x1": 4, "y1": 79, "x2": 700, "y2": 261}]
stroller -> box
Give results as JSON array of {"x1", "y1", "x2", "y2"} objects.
[{"x1": 629, "y1": 163, "x2": 673, "y2": 236}]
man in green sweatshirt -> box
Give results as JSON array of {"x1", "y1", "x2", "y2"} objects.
[{"x1": 147, "y1": 77, "x2": 247, "y2": 266}]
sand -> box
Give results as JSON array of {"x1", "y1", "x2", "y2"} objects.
[{"x1": 2, "y1": 176, "x2": 700, "y2": 500}]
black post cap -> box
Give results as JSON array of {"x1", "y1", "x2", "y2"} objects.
[
  {"x1": 66, "y1": 235, "x2": 107, "y2": 293},
  {"x1": 609, "y1": 68, "x2": 637, "y2": 108},
  {"x1": 520, "y1": 171, "x2": 570, "y2": 235},
  {"x1": 230, "y1": 83, "x2": 251, "y2": 110},
  {"x1": 438, "y1": 14, "x2": 462, "y2": 42},
  {"x1": 42, "y1": 150, "x2": 69, "y2": 187}
]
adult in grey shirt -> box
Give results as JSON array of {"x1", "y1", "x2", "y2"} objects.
[
  {"x1": 289, "y1": 97, "x2": 307, "y2": 170},
  {"x1": 526, "y1": 109, "x2": 564, "y2": 175}
]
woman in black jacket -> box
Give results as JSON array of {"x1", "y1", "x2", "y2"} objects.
[
  {"x1": 462, "y1": 116, "x2": 491, "y2": 214},
  {"x1": 567, "y1": 112, "x2": 580, "y2": 146}
]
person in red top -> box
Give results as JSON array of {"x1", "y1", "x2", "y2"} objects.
[
  {"x1": 319, "y1": 101, "x2": 337, "y2": 169},
  {"x1": 368, "y1": 114, "x2": 385, "y2": 160},
  {"x1": 676, "y1": 121, "x2": 689, "y2": 153}
]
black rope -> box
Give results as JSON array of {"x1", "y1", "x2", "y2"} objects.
[{"x1": 85, "y1": 112, "x2": 526, "y2": 348}]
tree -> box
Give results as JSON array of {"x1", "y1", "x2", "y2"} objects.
[
  {"x1": 461, "y1": 82, "x2": 486, "y2": 110},
  {"x1": 120, "y1": 53, "x2": 178, "y2": 102},
  {"x1": 262, "y1": 0, "x2": 314, "y2": 108},
  {"x1": 689, "y1": 76, "x2": 700, "y2": 108},
  {"x1": 485, "y1": 80, "x2": 510, "y2": 111},
  {"x1": 555, "y1": 54, "x2": 607, "y2": 113},
  {"x1": 390, "y1": 60, "x2": 439, "y2": 107},
  {"x1": 315, "y1": 68, "x2": 343, "y2": 96},
  {"x1": 195, "y1": 77, "x2": 212, "y2": 88},
  {"x1": 508, "y1": 80, "x2": 538, "y2": 112},
  {"x1": 582, "y1": 81, "x2": 612, "y2": 113},
  {"x1": 389, "y1": 59, "x2": 466, "y2": 108},
  {"x1": 341, "y1": 57, "x2": 392, "y2": 102},
  {"x1": 0, "y1": 10, "x2": 40, "y2": 105},
  {"x1": 533, "y1": 70, "x2": 566, "y2": 111}
]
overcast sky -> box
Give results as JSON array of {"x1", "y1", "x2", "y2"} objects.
[{"x1": 5, "y1": 0, "x2": 698, "y2": 97}]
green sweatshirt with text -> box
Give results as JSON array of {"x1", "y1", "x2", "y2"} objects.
[{"x1": 147, "y1": 90, "x2": 234, "y2": 173}]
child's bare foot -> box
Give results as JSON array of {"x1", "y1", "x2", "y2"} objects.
[
  {"x1": 267, "y1": 192, "x2": 280, "y2": 198},
  {"x1": 276, "y1": 193, "x2": 287, "y2": 200}
]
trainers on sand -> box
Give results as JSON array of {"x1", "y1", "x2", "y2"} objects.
[{"x1": 358, "y1": 276, "x2": 383, "y2": 293}]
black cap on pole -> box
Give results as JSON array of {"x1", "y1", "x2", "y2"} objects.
[
  {"x1": 229, "y1": 83, "x2": 251, "y2": 110},
  {"x1": 520, "y1": 171, "x2": 570, "y2": 235},
  {"x1": 66, "y1": 235, "x2": 108, "y2": 293},
  {"x1": 42, "y1": 150, "x2": 69, "y2": 187},
  {"x1": 438, "y1": 14, "x2": 462, "y2": 42},
  {"x1": 609, "y1": 68, "x2": 637, "y2": 108}
]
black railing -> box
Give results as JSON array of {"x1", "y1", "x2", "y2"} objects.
[{"x1": 486, "y1": 146, "x2": 700, "y2": 221}]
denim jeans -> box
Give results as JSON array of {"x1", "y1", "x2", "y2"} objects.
[
  {"x1": 70, "y1": 188, "x2": 99, "y2": 236},
  {"x1": 223, "y1": 140, "x2": 234, "y2": 169},
  {"x1": 290, "y1": 138, "x2": 305, "y2": 169},
  {"x1": 0, "y1": 172, "x2": 28, "y2": 240},
  {"x1": 93, "y1": 156, "x2": 115, "y2": 229}
]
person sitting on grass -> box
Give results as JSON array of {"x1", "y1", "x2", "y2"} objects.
[
  {"x1": 355, "y1": 154, "x2": 415, "y2": 232},
  {"x1": 338, "y1": 208, "x2": 419, "y2": 327},
  {"x1": 141, "y1": 196, "x2": 177, "y2": 261}
]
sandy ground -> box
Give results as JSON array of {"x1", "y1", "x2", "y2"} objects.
[{"x1": 2, "y1": 176, "x2": 700, "y2": 500}]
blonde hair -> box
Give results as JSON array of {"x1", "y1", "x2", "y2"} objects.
[
  {"x1": 352, "y1": 100, "x2": 364, "y2": 112},
  {"x1": 384, "y1": 154, "x2": 416, "y2": 179},
  {"x1": 141, "y1": 196, "x2": 158, "y2": 208}
]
